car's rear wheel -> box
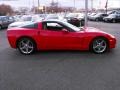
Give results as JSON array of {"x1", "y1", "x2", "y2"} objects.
[
  {"x1": 17, "y1": 38, "x2": 36, "y2": 55},
  {"x1": 90, "y1": 38, "x2": 108, "y2": 54},
  {"x1": 0, "y1": 25, "x2": 2, "y2": 30}
]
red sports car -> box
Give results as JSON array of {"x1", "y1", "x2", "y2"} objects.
[{"x1": 7, "y1": 20, "x2": 116, "y2": 55}]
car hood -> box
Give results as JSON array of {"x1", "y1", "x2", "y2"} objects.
[
  {"x1": 83, "y1": 27, "x2": 108, "y2": 34},
  {"x1": 104, "y1": 16, "x2": 115, "y2": 19},
  {"x1": 83, "y1": 27, "x2": 116, "y2": 39}
]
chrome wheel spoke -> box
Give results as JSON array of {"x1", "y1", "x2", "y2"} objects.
[
  {"x1": 101, "y1": 45, "x2": 106, "y2": 49},
  {"x1": 96, "y1": 40, "x2": 99, "y2": 45},
  {"x1": 98, "y1": 47, "x2": 101, "y2": 51},
  {"x1": 93, "y1": 45, "x2": 99, "y2": 49},
  {"x1": 26, "y1": 47, "x2": 29, "y2": 53},
  {"x1": 19, "y1": 39, "x2": 34, "y2": 54},
  {"x1": 27, "y1": 40, "x2": 30, "y2": 44},
  {"x1": 93, "y1": 39, "x2": 107, "y2": 53},
  {"x1": 20, "y1": 45, "x2": 26, "y2": 50},
  {"x1": 21, "y1": 41, "x2": 26, "y2": 46},
  {"x1": 28, "y1": 45, "x2": 33, "y2": 49},
  {"x1": 100, "y1": 41, "x2": 104, "y2": 45}
]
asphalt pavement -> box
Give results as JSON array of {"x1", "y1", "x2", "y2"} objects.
[{"x1": 0, "y1": 22, "x2": 120, "y2": 90}]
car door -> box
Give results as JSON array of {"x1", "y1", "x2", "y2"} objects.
[
  {"x1": 60, "y1": 28, "x2": 84, "y2": 50},
  {"x1": 39, "y1": 21, "x2": 66, "y2": 49},
  {"x1": 39, "y1": 21, "x2": 84, "y2": 50}
]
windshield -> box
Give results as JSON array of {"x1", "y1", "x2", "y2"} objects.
[
  {"x1": 94, "y1": 13, "x2": 102, "y2": 17},
  {"x1": 61, "y1": 21, "x2": 80, "y2": 32}
]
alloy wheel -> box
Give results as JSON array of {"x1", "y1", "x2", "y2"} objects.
[
  {"x1": 92, "y1": 38, "x2": 108, "y2": 54},
  {"x1": 18, "y1": 38, "x2": 35, "y2": 55}
]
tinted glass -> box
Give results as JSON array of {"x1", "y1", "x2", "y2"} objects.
[{"x1": 21, "y1": 23, "x2": 38, "y2": 29}]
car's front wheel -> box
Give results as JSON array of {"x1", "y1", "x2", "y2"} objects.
[
  {"x1": 90, "y1": 38, "x2": 108, "y2": 54},
  {"x1": 112, "y1": 19, "x2": 116, "y2": 23},
  {"x1": 17, "y1": 38, "x2": 36, "y2": 55},
  {"x1": 95, "y1": 18, "x2": 99, "y2": 21}
]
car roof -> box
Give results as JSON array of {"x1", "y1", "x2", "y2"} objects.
[
  {"x1": 0, "y1": 16, "x2": 7, "y2": 17},
  {"x1": 42, "y1": 19, "x2": 63, "y2": 23}
]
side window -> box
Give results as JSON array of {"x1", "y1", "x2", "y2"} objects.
[
  {"x1": 43, "y1": 22, "x2": 63, "y2": 31},
  {"x1": 103, "y1": 14, "x2": 108, "y2": 17}
]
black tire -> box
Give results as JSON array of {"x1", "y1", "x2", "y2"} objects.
[
  {"x1": 112, "y1": 19, "x2": 116, "y2": 23},
  {"x1": 17, "y1": 38, "x2": 36, "y2": 55},
  {"x1": 0, "y1": 25, "x2": 2, "y2": 30},
  {"x1": 95, "y1": 18, "x2": 99, "y2": 21},
  {"x1": 90, "y1": 37, "x2": 108, "y2": 54}
]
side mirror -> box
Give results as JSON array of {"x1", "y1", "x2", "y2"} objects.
[
  {"x1": 62, "y1": 29, "x2": 69, "y2": 33},
  {"x1": 80, "y1": 27, "x2": 84, "y2": 31}
]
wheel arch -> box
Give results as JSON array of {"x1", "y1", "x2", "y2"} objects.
[
  {"x1": 89, "y1": 36, "x2": 110, "y2": 51},
  {"x1": 16, "y1": 36, "x2": 37, "y2": 49}
]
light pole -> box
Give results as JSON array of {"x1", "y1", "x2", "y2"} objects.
[
  {"x1": 91, "y1": 0, "x2": 93, "y2": 10},
  {"x1": 74, "y1": 0, "x2": 75, "y2": 11},
  {"x1": 38, "y1": 0, "x2": 40, "y2": 8},
  {"x1": 32, "y1": 0, "x2": 35, "y2": 14},
  {"x1": 85, "y1": 0, "x2": 88, "y2": 27},
  {"x1": 38, "y1": 0, "x2": 40, "y2": 13},
  {"x1": 105, "y1": 0, "x2": 108, "y2": 14}
]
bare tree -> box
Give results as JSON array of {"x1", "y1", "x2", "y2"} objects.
[{"x1": 0, "y1": 4, "x2": 14, "y2": 16}]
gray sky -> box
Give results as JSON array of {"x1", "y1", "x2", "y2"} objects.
[{"x1": 0, "y1": 0, "x2": 120, "y2": 9}]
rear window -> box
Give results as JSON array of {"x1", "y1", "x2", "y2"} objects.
[{"x1": 21, "y1": 23, "x2": 38, "y2": 29}]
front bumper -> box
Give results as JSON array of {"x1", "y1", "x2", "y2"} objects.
[{"x1": 109, "y1": 38, "x2": 116, "y2": 49}]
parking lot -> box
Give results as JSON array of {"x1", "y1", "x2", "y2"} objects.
[{"x1": 0, "y1": 21, "x2": 120, "y2": 90}]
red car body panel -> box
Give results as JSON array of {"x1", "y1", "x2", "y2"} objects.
[{"x1": 7, "y1": 22, "x2": 116, "y2": 51}]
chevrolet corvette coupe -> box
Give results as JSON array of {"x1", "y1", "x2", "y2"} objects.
[{"x1": 7, "y1": 20, "x2": 116, "y2": 55}]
